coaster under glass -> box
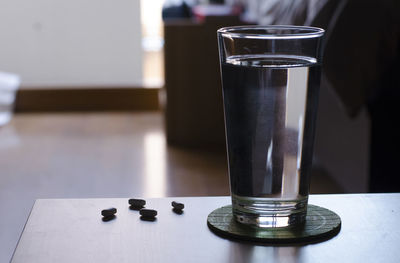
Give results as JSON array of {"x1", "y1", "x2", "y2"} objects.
[{"x1": 207, "y1": 204, "x2": 341, "y2": 244}]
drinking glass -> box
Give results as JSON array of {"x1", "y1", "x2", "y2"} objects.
[{"x1": 217, "y1": 25, "x2": 324, "y2": 228}]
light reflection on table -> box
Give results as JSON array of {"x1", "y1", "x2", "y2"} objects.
[{"x1": 144, "y1": 131, "x2": 167, "y2": 197}]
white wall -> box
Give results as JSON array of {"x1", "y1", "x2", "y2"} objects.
[{"x1": 0, "y1": 0, "x2": 142, "y2": 87}]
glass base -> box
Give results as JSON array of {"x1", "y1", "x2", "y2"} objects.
[{"x1": 232, "y1": 195, "x2": 308, "y2": 228}]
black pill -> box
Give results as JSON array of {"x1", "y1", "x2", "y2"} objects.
[
  {"x1": 172, "y1": 201, "x2": 184, "y2": 210},
  {"x1": 140, "y1": 216, "x2": 157, "y2": 222},
  {"x1": 101, "y1": 208, "x2": 117, "y2": 217},
  {"x1": 172, "y1": 208, "x2": 183, "y2": 215},
  {"x1": 139, "y1": 209, "x2": 157, "y2": 218},
  {"x1": 129, "y1": 205, "x2": 142, "y2": 211},
  {"x1": 102, "y1": 215, "x2": 116, "y2": 222},
  {"x1": 128, "y1": 198, "x2": 146, "y2": 207}
]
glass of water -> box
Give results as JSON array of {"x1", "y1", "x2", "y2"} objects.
[{"x1": 217, "y1": 26, "x2": 324, "y2": 228}]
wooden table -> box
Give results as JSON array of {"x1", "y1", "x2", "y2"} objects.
[{"x1": 11, "y1": 194, "x2": 400, "y2": 263}]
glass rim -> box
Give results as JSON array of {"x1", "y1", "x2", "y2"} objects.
[{"x1": 218, "y1": 25, "x2": 325, "y2": 40}]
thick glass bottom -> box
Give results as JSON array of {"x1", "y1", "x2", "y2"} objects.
[{"x1": 232, "y1": 195, "x2": 308, "y2": 228}]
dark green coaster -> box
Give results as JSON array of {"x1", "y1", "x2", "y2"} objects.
[{"x1": 207, "y1": 204, "x2": 341, "y2": 244}]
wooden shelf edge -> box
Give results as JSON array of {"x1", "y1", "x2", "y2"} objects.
[{"x1": 15, "y1": 87, "x2": 161, "y2": 112}]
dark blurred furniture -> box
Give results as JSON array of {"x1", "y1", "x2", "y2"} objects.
[
  {"x1": 163, "y1": 16, "x2": 243, "y2": 150},
  {"x1": 163, "y1": 1, "x2": 400, "y2": 192}
]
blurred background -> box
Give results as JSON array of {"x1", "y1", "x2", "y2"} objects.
[{"x1": 0, "y1": 0, "x2": 399, "y2": 261}]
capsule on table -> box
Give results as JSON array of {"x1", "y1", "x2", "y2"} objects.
[
  {"x1": 139, "y1": 209, "x2": 157, "y2": 218},
  {"x1": 128, "y1": 198, "x2": 146, "y2": 207},
  {"x1": 101, "y1": 208, "x2": 117, "y2": 217},
  {"x1": 172, "y1": 201, "x2": 184, "y2": 210}
]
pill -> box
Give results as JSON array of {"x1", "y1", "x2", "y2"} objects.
[
  {"x1": 128, "y1": 198, "x2": 146, "y2": 207},
  {"x1": 140, "y1": 216, "x2": 156, "y2": 222},
  {"x1": 102, "y1": 215, "x2": 116, "y2": 222},
  {"x1": 172, "y1": 201, "x2": 184, "y2": 210},
  {"x1": 172, "y1": 208, "x2": 183, "y2": 215},
  {"x1": 101, "y1": 208, "x2": 117, "y2": 217},
  {"x1": 139, "y1": 209, "x2": 157, "y2": 218}
]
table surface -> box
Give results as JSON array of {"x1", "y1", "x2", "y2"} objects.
[{"x1": 11, "y1": 194, "x2": 400, "y2": 263}]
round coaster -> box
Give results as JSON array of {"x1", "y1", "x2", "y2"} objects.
[{"x1": 207, "y1": 204, "x2": 341, "y2": 244}]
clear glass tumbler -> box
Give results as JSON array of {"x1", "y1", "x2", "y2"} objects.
[{"x1": 217, "y1": 26, "x2": 324, "y2": 228}]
